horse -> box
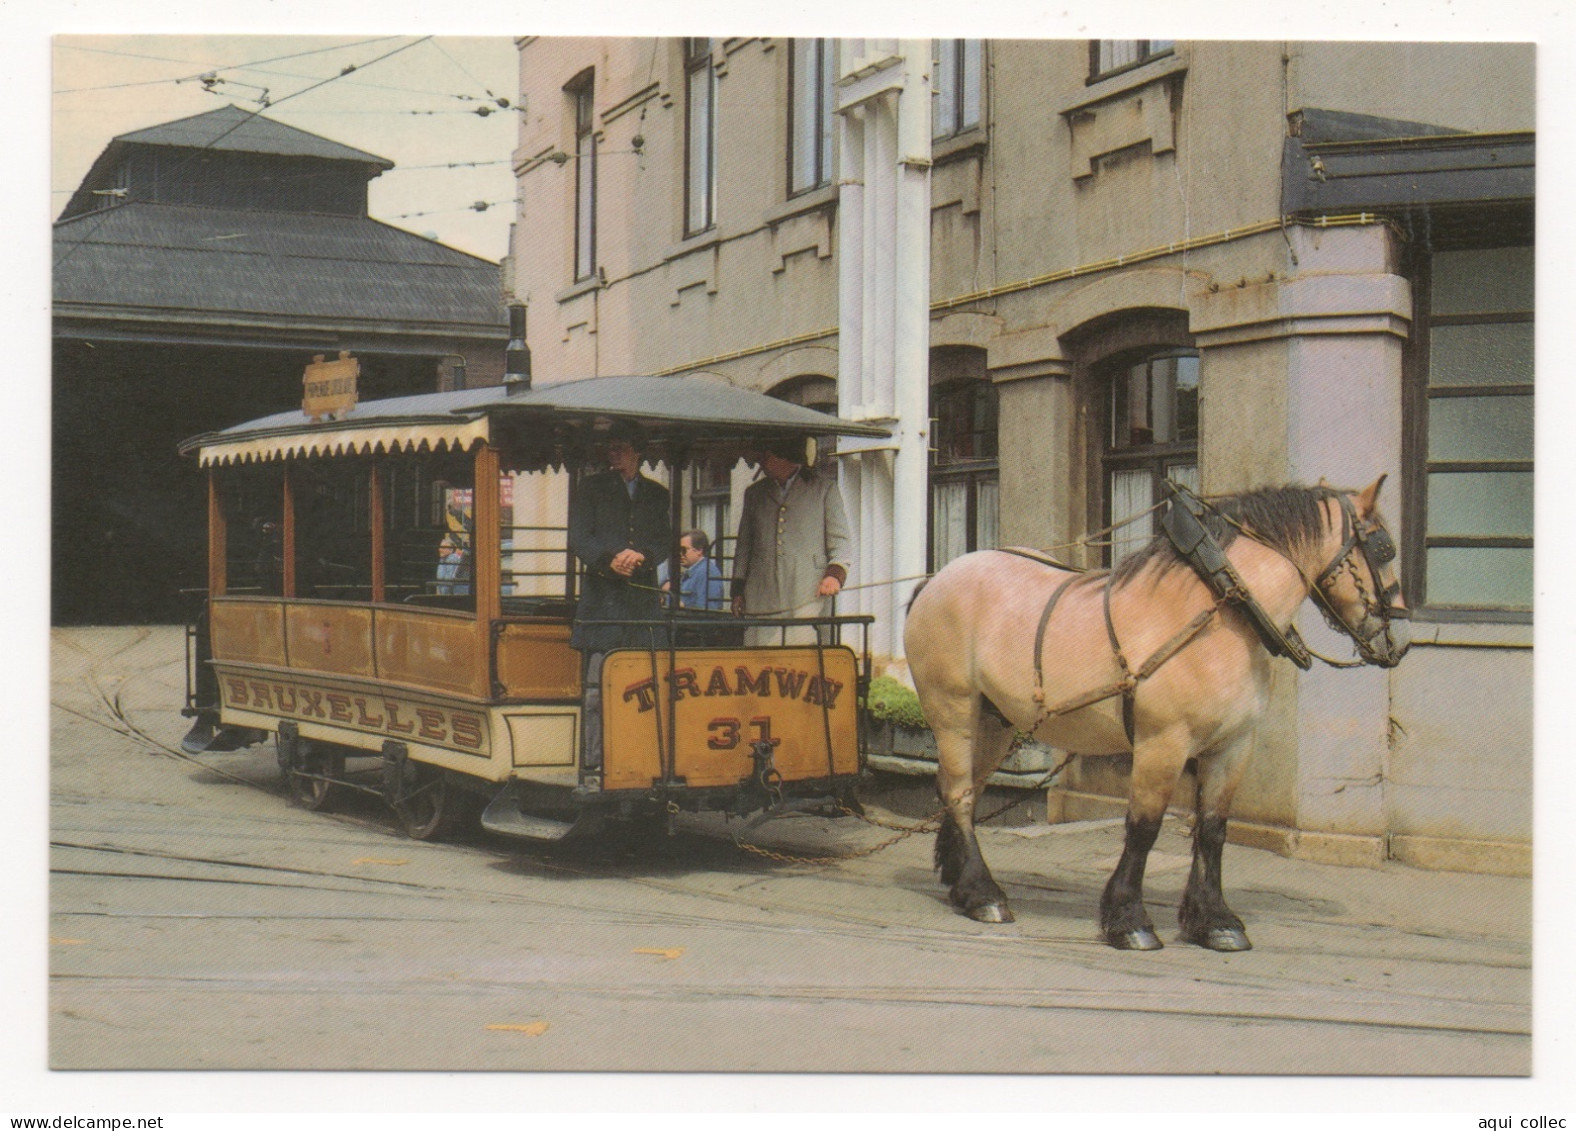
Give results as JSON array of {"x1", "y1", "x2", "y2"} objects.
[{"x1": 903, "y1": 479, "x2": 1410, "y2": 951}]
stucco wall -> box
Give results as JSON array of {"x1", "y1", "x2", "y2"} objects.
[
  {"x1": 1289, "y1": 42, "x2": 1535, "y2": 132},
  {"x1": 507, "y1": 37, "x2": 1535, "y2": 872},
  {"x1": 1387, "y1": 630, "x2": 1533, "y2": 873}
]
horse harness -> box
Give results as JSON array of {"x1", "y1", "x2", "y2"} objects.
[{"x1": 999, "y1": 482, "x2": 1401, "y2": 745}]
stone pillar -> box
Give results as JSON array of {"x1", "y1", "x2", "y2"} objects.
[
  {"x1": 988, "y1": 349, "x2": 1075, "y2": 557},
  {"x1": 1190, "y1": 223, "x2": 1410, "y2": 863}
]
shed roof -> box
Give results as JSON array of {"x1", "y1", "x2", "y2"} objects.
[
  {"x1": 114, "y1": 105, "x2": 392, "y2": 167},
  {"x1": 55, "y1": 201, "x2": 506, "y2": 339}
]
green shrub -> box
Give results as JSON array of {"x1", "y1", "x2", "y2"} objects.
[{"x1": 863, "y1": 675, "x2": 929, "y2": 729}]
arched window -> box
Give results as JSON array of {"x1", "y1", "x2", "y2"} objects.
[
  {"x1": 1101, "y1": 348, "x2": 1198, "y2": 563},
  {"x1": 770, "y1": 374, "x2": 839, "y2": 476},
  {"x1": 930, "y1": 375, "x2": 999, "y2": 570}
]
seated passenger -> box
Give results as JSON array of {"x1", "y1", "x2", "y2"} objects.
[{"x1": 435, "y1": 536, "x2": 471, "y2": 596}]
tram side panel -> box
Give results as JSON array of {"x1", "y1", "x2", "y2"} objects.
[
  {"x1": 208, "y1": 597, "x2": 506, "y2": 778},
  {"x1": 207, "y1": 598, "x2": 861, "y2": 801}
]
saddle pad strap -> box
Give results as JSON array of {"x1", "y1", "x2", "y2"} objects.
[
  {"x1": 1102, "y1": 579, "x2": 1138, "y2": 745},
  {"x1": 1031, "y1": 572, "x2": 1084, "y2": 705}
]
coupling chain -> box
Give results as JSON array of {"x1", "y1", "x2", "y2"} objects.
[
  {"x1": 731, "y1": 748, "x2": 1078, "y2": 866},
  {"x1": 733, "y1": 807, "x2": 944, "y2": 865}
]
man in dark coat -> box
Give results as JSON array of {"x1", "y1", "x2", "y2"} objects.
[{"x1": 568, "y1": 419, "x2": 671, "y2": 769}]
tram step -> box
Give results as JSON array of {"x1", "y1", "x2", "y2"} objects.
[{"x1": 480, "y1": 786, "x2": 577, "y2": 841}]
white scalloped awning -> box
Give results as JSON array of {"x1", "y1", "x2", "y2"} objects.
[{"x1": 197, "y1": 418, "x2": 491, "y2": 467}]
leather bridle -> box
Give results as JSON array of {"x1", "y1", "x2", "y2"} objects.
[
  {"x1": 1170, "y1": 483, "x2": 1408, "y2": 671},
  {"x1": 1307, "y1": 493, "x2": 1409, "y2": 668}
]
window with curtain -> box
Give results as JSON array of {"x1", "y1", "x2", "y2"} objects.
[
  {"x1": 568, "y1": 71, "x2": 597, "y2": 282},
  {"x1": 684, "y1": 38, "x2": 718, "y2": 236},
  {"x1": 789, "y1": 38, "x2": 836, "y2": 196},
  {"x1": 1413, "y1": 244, "x2": 1533, "y2": 614},
  {"x1": 1089, "y1": 40, "x2": 1175, "y2": 81},
  {"x1": 1102, "y1": 349, "x2": 1199, "y2": 564},
  {"x1": 929, "y1": 377, "x2": 999, "y2": 571},
  {"x1": 933, "y1": 39, "x2": 983, "y2": 139}
]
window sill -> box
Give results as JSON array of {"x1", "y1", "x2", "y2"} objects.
[
  {"x1": 664, "y1": 229, "x2": 721, "y2": 263},
  {"x1": 1408, "y1": 615, "x2": 1533, "y2": 647},
  {"x1": 555, "y1": 274, "x2": 603, "y2": 304},
  {"x1": 767, "y1": 184, "x2": 838, "y2": 224},
  {"x1": 1062, "y1": 53, "x2": 1187, "y2": 117},
  {"x1": 933, "y1": 131, "x2": 987, "y2": 167}
]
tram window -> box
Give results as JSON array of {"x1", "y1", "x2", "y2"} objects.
[
  {"x1": 293, "y1": 460, "x2": 372, "y2": 601},
  {"x1": 383, "y1": 455, "x2": 475, "y2": 606},
  {"x1": 222, "y1": 465, "x2": 284, "y2": 596}
]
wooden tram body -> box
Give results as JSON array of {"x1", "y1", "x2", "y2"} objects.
[{"x1": 180, "y1": 375, "x2": 885, "y2": 840}]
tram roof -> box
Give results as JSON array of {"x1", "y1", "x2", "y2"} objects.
[{"x1": 181, "y1": 375, "x2": 892, "y2": 468}]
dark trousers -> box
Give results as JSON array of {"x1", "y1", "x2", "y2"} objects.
[{"x1": 581, "y1": 652, "x2": 605, "y2": 771}]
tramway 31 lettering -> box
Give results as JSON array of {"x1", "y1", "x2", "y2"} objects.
[{"x1": 618, "y1": 666, "x2": 845, "y2": 712}]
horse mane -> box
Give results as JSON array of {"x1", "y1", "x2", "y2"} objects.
[{"x1": 1110, "y1": 484, "x2": 1341, "y2": 589}]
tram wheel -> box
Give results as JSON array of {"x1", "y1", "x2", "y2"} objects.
[
  {"x1": 394, "y1": 765, "x2": 461, "y2": 840},
  {"x1": 288, "y1": 743, "x2": 343, "y2": 812}
]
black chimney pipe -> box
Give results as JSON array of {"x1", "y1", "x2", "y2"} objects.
[{"x1": 504, "y1": 303, "x2": 532, "y2": 391}]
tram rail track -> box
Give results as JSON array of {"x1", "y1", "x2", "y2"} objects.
[
  {"x1": 54, "y1": 678, "x2": 1532, "y2": 980},
  {"x1": 50, "y1": 631, "x2": 1532, "y2": 1074}
]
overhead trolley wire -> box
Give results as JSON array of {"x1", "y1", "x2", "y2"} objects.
[{"x1": 53, "y1": 36, "x2": 407, "y2": 95}]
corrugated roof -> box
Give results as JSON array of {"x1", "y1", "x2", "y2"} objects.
[
  {"x1": 55, "y1": 202, "x2": 506, "y2": 333},
  {"x1": 115, "y1": 105, "x2": 392, "y2": 167}
]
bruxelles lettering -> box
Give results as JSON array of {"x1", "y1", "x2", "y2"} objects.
[
  {"x1": 620, "y1": 666, "x2": 843, "y2": 713},
  {"x1": 223, "y1": 677, "x2": 484, "y2": 749}
]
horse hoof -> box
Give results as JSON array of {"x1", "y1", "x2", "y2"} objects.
[
  {"x1": 1204, "y1": 927, "x2": 1252, "y2": 952},
  {"x1": 1108, "y1": 927, "x2": 1163, "y2": 951},
  {"x1": 968, "y1": 903, "x2": 1014, "y2": 924}
]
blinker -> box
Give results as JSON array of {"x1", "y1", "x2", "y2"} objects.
[{"x1": 1360, "y1": 526, "x2": 1396, "y2": 566}]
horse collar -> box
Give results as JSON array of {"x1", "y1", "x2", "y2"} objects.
[{"x1": 1161, "y1": 484, "x2": 1314, "y2": 670}]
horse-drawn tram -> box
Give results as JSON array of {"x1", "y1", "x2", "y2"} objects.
[{"x1": 178, "y1": 372, "x2": 887, "y2": 842}]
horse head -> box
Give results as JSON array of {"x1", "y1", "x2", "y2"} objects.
[{"x1": 1311, "y1": 476, "x2": 1411, "y2": 668}]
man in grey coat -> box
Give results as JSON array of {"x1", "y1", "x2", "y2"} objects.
[{"x1": 730, "y1": 436, "x2": 853, "y2": 646}]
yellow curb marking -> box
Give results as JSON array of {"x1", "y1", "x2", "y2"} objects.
[
  {"x1": 485, "y1": 1022, "x2": 550, "y2": 1036},
  {"x1": 50, "y1": 938, "x2": 87, "y2": 946},
  {"x1": 352, "y1": 858, "x2": 409, "y2": 866},
  {"x1": 633, "y1": 947, "x2": 685, "y2": 961}
]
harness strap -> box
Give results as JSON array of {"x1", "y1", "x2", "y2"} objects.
[
  {"x1": 1014, "y1": 545, "x2": 1222, "y2": 748},
  {"x1": 1031, "y1": 571, "x2": 1086, "y2": 706},
  {"x1": 1029, "y1": 599, "x2": 1224, "y2": 738},
  {"x1": 1101, "y1": 579, "x2": 1138, "y2": 745}
]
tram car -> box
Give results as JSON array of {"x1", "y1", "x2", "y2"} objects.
[{"x1": 178, "y1": 367, "x2": 886, "y2": 841}]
